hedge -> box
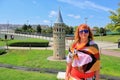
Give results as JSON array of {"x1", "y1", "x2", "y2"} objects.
[{"x1": 8, "y1": 42, "x2": 49, "y2": 47}]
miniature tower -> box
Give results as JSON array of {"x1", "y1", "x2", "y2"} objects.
[{"x1": 53, "y1": 9, "x2": 65, "y2": 60}]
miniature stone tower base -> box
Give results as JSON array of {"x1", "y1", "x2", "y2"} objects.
[{"x1": 53, "y1": 23, "x2": 65, "y2": 60}]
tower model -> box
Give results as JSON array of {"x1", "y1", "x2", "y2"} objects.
[{"x1": 53, "y1": 9, "x2": 65, "y2": 59}]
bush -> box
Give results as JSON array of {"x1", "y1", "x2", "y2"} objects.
[
  {"x1": 0, "y1": 48, "x2": 6, "y2": 55},
  {"x1": 7, "y1": 38, "x2": 49, "y2": 47},
  {"x1": 107, "y1": 32, "x2": 120, "y2": 35},
  {"x1": 8, "y1": 42, "x2": 49, "y2": 47}
]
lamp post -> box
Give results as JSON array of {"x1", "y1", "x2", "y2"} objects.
[
  {"x1": 7, "y1": 21, "x2": 9, "y2": 33},
  {"x1": 26, "y1": 20, "x2": 29, "y2": 37},
  {"x1": 5, "y1": 21, "x2": 9, "y2": 50},
  {"x1": 50, "y1": 20, "x2": 53, "y2": 27},
  {"x1": 50, "y1": 20, "x2": 53, "y2": 37},
  {"x1": 84, "y1": 17, "x2": 88, "y2": 24},
  {"x1": 27, "y1": 20, "x2": 29, "y2": 26}
]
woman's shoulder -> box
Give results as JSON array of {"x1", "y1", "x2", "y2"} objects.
[
  {"x1": 89, "y1": 40, "x2": 99, "y2": 49},
  {"x1": 89, "y1": 40, "x2": 97, "y2": 45}
]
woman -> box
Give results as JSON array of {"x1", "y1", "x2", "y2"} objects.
[{"x1": 65, "y1": 24, "x2": 100, "y2": 80}]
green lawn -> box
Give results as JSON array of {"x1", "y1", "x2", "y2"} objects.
[
  {"x1": 0, "y1": 38, "x2": 48, "y2": 46},
  {"x1": 100, "y1": 54, "x2": 120, "y2": 77},
  {"x1": 0, "y1": 68, "x2": 57, "y2": 80},
  {"x1": 0, "y1": 49, "x2": 120, "y2": 78},
  {"x1": 0, "y1": 49, "x2": 66, "y2": 70},
  {"x1": 113, "y1": 49, "x2": 120, "y2": 51},
  {"x1": 94, "y1": 35, "x2": 120, "y2": 43},
  {"x1": 0, "y1": 34, "x2": 120, "y2": 79},
  {"x1": 0, "y1": 40, "x2": 6, "y2": 46}
]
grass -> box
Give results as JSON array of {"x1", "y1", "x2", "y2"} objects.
[
  {"x1": 113, "y1": 49, "x2": 120, "y2": 51},
  {"x1": 0, "y1": 38, "x2": 48, "y2": 47},
  {"x1": 8, "y1": 38, "x2": 48, "y2": 43},
  {"x1": 0, "y1": 67, "x2": 57, "y2": 80},
  {"x1": 94, "y1": 35, "x2": 120, "y2": 43},
  {"x1": 0, "y1": 34, "x2": 120, "y2": 79},
  {"x1": 0, "y1": 49, "x2": 63, "y2": 80},
  {"x1": 100, "y1": 54, "x2": 120, "y2": 77},
  {"x1": 0, "y1": 40, "x2": 6, "y2": 46},
  {"x1": 0, "y1": 49, "x2": 66, "y2": 70},
  {"x1": 0, "y1": 49, "x2": 120, "y2": 78}
]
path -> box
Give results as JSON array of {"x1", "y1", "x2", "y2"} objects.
[{"x1": 96, "y1": 41, "x2": 120, "y2": 57}]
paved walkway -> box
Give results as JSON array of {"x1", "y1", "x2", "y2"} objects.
[
  {"x1": 100, "y1": 49, "x2": 120, "y2": 57},
  {"x1": 96, "y1": 41, "x2": 120, "y2": 57}
]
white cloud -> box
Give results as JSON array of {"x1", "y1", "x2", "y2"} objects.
[
  {"x1": 89, "y1": 15, "x2": 94, "y2": 18},
  {"x1": 49, "y1": 10, "x2": 57, "y2": 17},
  {"x1": 84, "y1": 1, "x2": 112, "y2": 12},
  {"x1": 29, "y1": 16, "x2": 40, "y2": 19},
  {"x1": 68, "y1": 14, "x2": 80, "y2": 19},
  {"x1": 57, "y1": 0, "x2": 113, "y2": 12},
  {"x1": 32, "y1": 0, "x2": 37, "y2": 4},
  {"x1": 43, "y1": 20, "x2": 50, "y2": 24}
]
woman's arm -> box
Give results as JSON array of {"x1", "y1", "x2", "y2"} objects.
[
  {"x1": 65, "y1": 63, "x2": 72, "y2": 80},
  {"x1": 95, "y1": 70, "x2": 100, "y2": 80}
]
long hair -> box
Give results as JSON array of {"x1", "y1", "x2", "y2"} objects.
[{"x1": 74, "y1": 24, "x2": 94, "y2": 43}]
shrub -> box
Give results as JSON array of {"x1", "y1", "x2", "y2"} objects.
[
  {"x1": 0, "y1": 48, "x2": 6, "y2": 55},
  {"x1": 8, "y1": 42, "x2": 49, "y2": 47}
]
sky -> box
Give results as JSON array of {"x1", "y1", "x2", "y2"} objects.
[{"x1": 0, "y1": 0, "x2": 119, "y2": 27}]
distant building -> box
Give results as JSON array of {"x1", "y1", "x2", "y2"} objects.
[
  {"x1": 0, "y1": 24, "x2": 49, "y2": 33},
  {"x1": 91, "y1": 28, "x2": 97, "y2": 35}
]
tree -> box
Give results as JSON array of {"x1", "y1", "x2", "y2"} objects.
[
  {"x1": 109, "y1": 4, "x2": 120, "y2": 31},
  {"x1": 47, "y1": 27, "x2": 53, "y2": 33},
  {"x1": 21, "y1": 24, "x2": 34, "y2": 34},
  {"x1": 114, "y1": 26, "x2": 120, "y2": 32},
  {"x1": 15, "y1": 28, "x2": 22, "y2": 33},
  {"x1": 93, "y1": 26, "x2": 100, "y2": 34},
  {"x1": 22, "y1": 24, "x2": 28, "y2": 31},
  {"x1": 105, "y1": 23, "x2": 115, "y2": 31},
  {"x1": 99, "y1": 27, "x2": 106, "y2": 36},
  {"x1": 64, "y1": 25, "x2": 69, "y2": 34},
  {"x1": 28, "y1": 25, "x2": 32, "y2": 29},
  {"x1": 100, "y1": 27, "x2": 106, "y2": 36},
  {"x1": 36, "y1": 25, "x2": 42, "y2": 33},
  {"x1": 64, "y1": 25, "x2": 74, "y2": 34},
  {"x1": 69, "y1": 26, "x2": 74, "y2": 34}
]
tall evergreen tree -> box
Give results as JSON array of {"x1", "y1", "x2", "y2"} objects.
[
  {"x1": 36, "y1": 25, "x2": 42, "y2": 33},
  {"x1": 22, "y1": 24, "x2": 28, "y2": 31}
]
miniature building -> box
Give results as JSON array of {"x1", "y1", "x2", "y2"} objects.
[{"x1": 53, "y1": 9, "x2": 65, "y2": 59}]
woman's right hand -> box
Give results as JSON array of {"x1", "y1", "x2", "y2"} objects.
[{"x1": 65, "y1": 76, "x2": 69, "y2": 80}]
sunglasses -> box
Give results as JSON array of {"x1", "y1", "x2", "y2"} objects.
[{"x1": 79, "y1": 30, "x2": 89, "y2": 34}]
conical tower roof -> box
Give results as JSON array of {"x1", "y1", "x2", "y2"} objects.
[{"x1": 55, "y1": 9, "x2": 63, "y2": 23}]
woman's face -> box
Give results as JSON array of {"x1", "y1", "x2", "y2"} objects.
[{"x1": 79, "y1": 27, "x2": 89, "y2": 40}]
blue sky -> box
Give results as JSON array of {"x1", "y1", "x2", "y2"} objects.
[{"x1": 0, "y1": 0, "x2": 119, "y2": 27}]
